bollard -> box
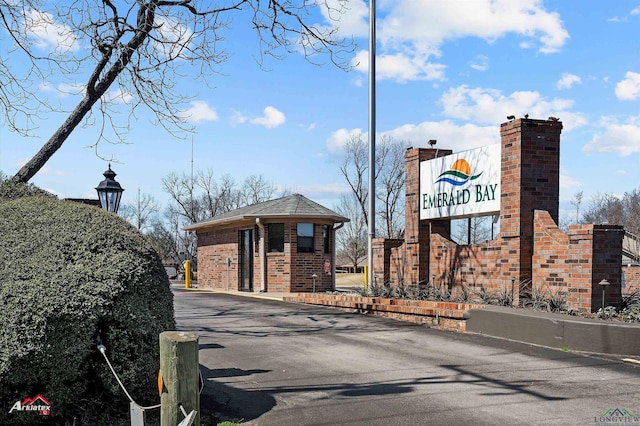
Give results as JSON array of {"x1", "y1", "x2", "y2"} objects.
[
  {"x1": 363, "y1": 265, "x2": 368, "y2": 291},
  {"x1": 159, "y1": 331, "x2": 200, "y2": 426},
  {"x1": 185, "y1": 260, "x2": 191, "y2": 289}
]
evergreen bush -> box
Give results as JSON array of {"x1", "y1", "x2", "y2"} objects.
[{"x1": 0, "y1": 194, "x2": 175, "y2": 425}]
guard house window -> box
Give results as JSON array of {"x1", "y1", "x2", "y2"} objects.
[
  {"x1": 323, "y1": 224, "x2": 331, "y2": 254},
  {"x1": 268, "y1": 223, "x2": 284, "y2": 253},
  {"x1": 297, "y1": 223, "x2": 314, "y2": 253}
]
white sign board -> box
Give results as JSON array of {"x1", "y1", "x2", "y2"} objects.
[{"x1": 420, "y1": 144, "x2": 501, "y2": 220}]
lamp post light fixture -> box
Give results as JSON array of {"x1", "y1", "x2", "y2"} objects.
[
  {"x1": 598, "y1": 279, "x2": 610, "y2": 313},
  {"x1": 96, "y1": 164, "x2": 124, "y2": 213}
]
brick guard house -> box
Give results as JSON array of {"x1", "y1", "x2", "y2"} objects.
[
  {"x1": 185, "y1": 194, "x2": 348, "y2": 293},
  {"x1": 373, "y1": 117, "x2": 626, "y2": 312}
]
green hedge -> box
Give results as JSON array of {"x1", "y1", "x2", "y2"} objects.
[{"x1": 0, "y1": 194, "x2": 175, "y2": 425}]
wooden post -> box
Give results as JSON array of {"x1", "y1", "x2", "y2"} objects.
[{"x1": 160, "y1": 331, "x2": 200, "y2": 426}]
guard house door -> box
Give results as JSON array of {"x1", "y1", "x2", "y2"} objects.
[{"x1": 240, "y1": 229, "x2": 253, "y2": 292}]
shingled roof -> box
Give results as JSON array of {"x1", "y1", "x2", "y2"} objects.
[{"x1": 184, "y1": 193, "x2": 349, "y2": 230}]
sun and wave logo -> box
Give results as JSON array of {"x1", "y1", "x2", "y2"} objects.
[{"x1": 435, "y1": 159, "x2": 483, "y2": 186}]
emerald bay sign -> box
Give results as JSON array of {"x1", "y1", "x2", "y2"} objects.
[{"x1": 420, "y1": 144, "x2": 501, "y2": 220}]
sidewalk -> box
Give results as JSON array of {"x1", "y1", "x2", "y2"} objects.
[
  {"x1": 170, "y1": 281, "x2": 362, "y2": 302},
  {"x1": 171, "y1": 281, "x2": 293, "y2": 301}
]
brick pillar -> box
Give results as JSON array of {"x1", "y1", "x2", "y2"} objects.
[
  {"x1": 592, "y1": 225, "x2": 625, "y2": 311},
  {"x1": 372, "y1": 238, "x2": 404, "y2": 284},
  {"x1": 500, "y1": 118, "x2": 563, "y2": 295},
  {"x1": 404, "y1": 147, "x2": 452, "y2": 285}
]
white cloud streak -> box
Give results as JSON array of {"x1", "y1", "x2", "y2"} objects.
[
  {"x1": 23, "y1": 9, "x2": 80, "y2": 54},
  {"x1": 343, "y1": 0, "x2": 568, "y2": 82},
  {"x1": 615, "y1": 72, "x2": 640, "y2": 100},
  {"x1": 250, "y1": 106, "x2": 286, "y2": 128},
  {"x1": 557, "y1": 73, "x2": 581, "y2": 90},
  {"x1": 179, "y1": 101, "x2": 218, "y2": 124},
  {"x1": 583, "y1": 116, "x2": 640, "y2": 156},
  {"x1": 439, "y1": 85, "x2": 586, "y2": 130}
]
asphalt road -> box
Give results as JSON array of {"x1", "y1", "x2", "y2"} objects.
[{"x1": 173, "y1": 287, "x2": 640, "y2": 426}]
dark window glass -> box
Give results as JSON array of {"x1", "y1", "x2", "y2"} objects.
[
  {"x1": 297, "y1": 223, "x2": 314, "y2": 253},
  {"x1": 268, "y1": 223, "x2": 284, "y2": 253},
  {"x1": 323, "y1": 224, "x2": 331, "y2": 254}
]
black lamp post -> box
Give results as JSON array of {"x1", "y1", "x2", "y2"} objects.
[
  {"x1": 95, "y1": 164, "x2": 124, "y2": 213},
  {"x1": 598, "y1": 279, "x2": 610, "y2": 313}
]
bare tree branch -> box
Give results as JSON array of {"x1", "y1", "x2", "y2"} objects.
[{"x1": 1, "y1": 0, "x2": 353, "y2": 182}]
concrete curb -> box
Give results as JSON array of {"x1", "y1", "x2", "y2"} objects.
[{"x1": 466, "y1": 305, "x2": 640, "y2": 355}]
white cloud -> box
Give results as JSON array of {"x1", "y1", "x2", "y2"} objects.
[
  {"x1": 321, "y1": 0, "x2": 369, "y2": 38},
  {"x1": 326, "y1": 121, "x2": 497, "y2": 155},
  {"x1": 470, "y1": 55, "x2": 489, "y2": 71},
  {"x1": 23, "y1": 9, "x2": 80, "y2": 53},
  {"x1": 340, "y1": 0, "x2": 568, "y2": 82},
  {"x1": 352, "y1": 50, "x2": 446, "y2": 82},
  {"x1": 154, "y1": 15, "x2": 194, "y2": 59},
  {"x1": 583, "y1": 117, "x2": 640, "y2": 156},
  {"x1": 250, "y1": 106, "x2": 286, "y2": 128},
  {"x1": 560, "y1": 170, "x2": 580, "y2": 189},
  {"x1": 229, "y1": 110, "x2": 248, "y2": 127},
  {"x1": 326, "y1": 128, "x2": 365, "y2": 154},
  {"x1": 105, "y1": 88, "x2": 133, "y2": 104},
  {"x1": 615, "y1": 72, "x2": 640, "y2": 100},
  {"x1": 439, "y1": 85, "x2": 587, "y2": 130},
  {"x1": 557, "y1": 73, "x2": 581, "y2": 90},
  {"x1": 179, "y1": 101, "x2": 218, "y2": 124},
  {"x1": 631, "y1": 7, "x2": 640, "y2": 16}
]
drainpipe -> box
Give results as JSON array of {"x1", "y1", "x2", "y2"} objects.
[
  {"x1": 255, "y1": 218, "x2": 267, "y2": 292},
  {"x1": 332, "y1": 222, "x2": 345, "y2": 291}
]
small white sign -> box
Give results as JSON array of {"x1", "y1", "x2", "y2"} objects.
[{"x1": 420, "y1": 144, "x2": 501, "y2": 220}]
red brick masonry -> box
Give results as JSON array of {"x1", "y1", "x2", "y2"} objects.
[{"x1": 283, "y1": 294, "x2": 485, "y2": 332}]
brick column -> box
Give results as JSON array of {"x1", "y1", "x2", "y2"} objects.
[
  {"x1": 500, "y1": 118, "x2": 563, "y2": 294},
  {"x1": 404, "y1": 147, "x2": 452, "y2": 285}
]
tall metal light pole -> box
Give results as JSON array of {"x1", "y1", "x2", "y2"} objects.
[{"x1": 367, "y1": 0, "x2": 376, "y2": 288}]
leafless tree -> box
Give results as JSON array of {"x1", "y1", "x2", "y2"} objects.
[
  {"x1": 2, "y1": 0, "x2": 353, "y2": 183},
  {"x1": 451, "y1": 216, "x2": 494, "y2": 245},
  {"x1": 583, "y1": 193, "x2": 625, "y2": 228},
  {"x1": 119, "y1": 189, "x2": 160, "y2": 232},
  {"x1": 375, "y1": 136, "x2": 406, "y2": 238},
  {"x1": 339, "y1": 134, "x2": 370, "y2": 225},
  {"x1": 162, "y1": 170, "x2": 276, "y2": 222},
  {"x1": 339, "y1": 134, "x2": 407, "y2": 239},
  {"x1": 582, "y1": 189, "x2": 640, "y2": 236},
  {"x1": 335, "y1": 192, "x2": 367, "y2": 271},
  {"x1": 569, "y1": 190, "x2": 583, "y2": 224}
]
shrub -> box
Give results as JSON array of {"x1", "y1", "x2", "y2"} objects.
[
  {"x1": 0, "y1": 177, "x2": 55, "y2": 200},
  {"x1": 0, "y1": 195, "x2": 175, "y2": 425}
]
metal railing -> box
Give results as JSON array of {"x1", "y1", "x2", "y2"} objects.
[{"x1": 623, "y1": 231, "x2": 640, "y2": 263}]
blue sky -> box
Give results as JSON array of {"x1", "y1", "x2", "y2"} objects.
[{"x1": 2, "y1": 1, "x2": 640, "y2": 225}]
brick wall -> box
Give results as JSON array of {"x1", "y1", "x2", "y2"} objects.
[
  {"x1": 196, "y1": 220, "x2": 334, "y2": 293},
  {"x1": 197, "y1": 228, "x2": 240, "y2": 290},
  {"x1": 429, "y1": 233, "x2": 504, "y2": 292},
  {"x1": 624, "y1": 266, "x2": 640, "y2": 293},
  {"x1": 532, "y1": 210, "x2": 624, "y2": 311},
  {"x1": 373, "y1": 117, "x2": 627, "y2": 312}
]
